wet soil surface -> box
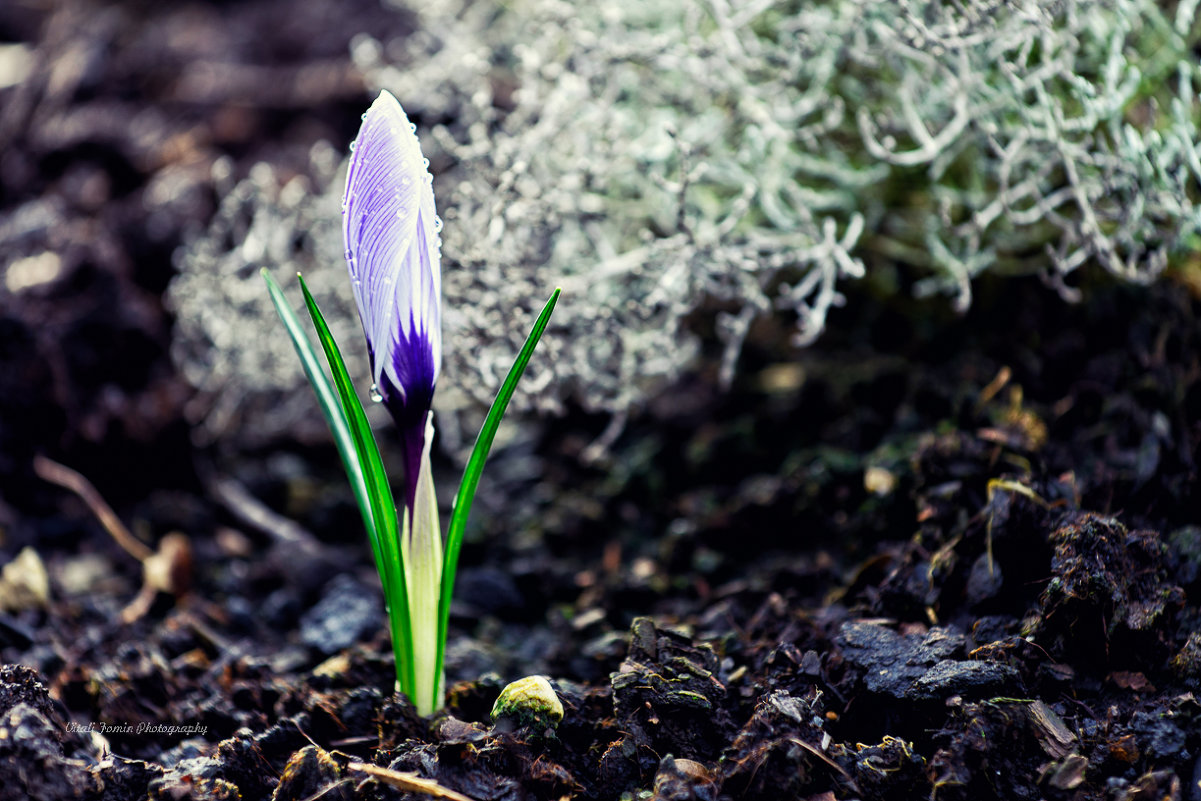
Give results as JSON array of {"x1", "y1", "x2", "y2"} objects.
[{"x1": 3, "y1": 1, "x2": 1201, "y2": 800}]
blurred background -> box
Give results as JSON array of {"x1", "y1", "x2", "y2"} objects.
[{"x1": 0, "y1": 0, "x2": 1198, "y2": 594}]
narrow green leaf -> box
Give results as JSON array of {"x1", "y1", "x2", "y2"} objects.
[
  {"x1": 435, "y1": 288, "x2": 561, "y2": 687},
  {"x1": 262, "y1": 269, "x2": 376, "y2": 547},
  {"x1": 297, "y1": 275, "x2": 415, "y2": 698}
]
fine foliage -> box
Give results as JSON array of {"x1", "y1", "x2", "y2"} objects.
[
  {"x1": 170, "y1": 0, "x2": 1201, "y2": 447},
  {"x1": 371, "y1": 0, "x2": 1199, "y2": 376}
]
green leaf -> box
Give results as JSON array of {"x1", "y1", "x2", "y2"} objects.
[
  {"x1": 297, "y1": 275, "x2": 414, "y2": 698},
  {"x1": 261, "y1": 270, "x2": 375, "y2": 545},
  {"x1": 435, "y1": 287, "x2": 561, "y2": 688}
]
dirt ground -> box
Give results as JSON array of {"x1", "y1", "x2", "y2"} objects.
[{"x1": 1, "y1": 1, "x2": 1200, "y2": 800}]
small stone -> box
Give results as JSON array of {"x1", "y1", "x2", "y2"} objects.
[
  {"x1": 299, "y1": 575, "x2": 383, "y2": 656},
  {"x1": 907, "y1": 659, "x2": 1022, "y2": 702},
  {"x1": 490, "y1": 676, "x2": 563, "y2": 730}
]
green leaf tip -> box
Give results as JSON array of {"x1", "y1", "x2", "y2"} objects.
[{"x1": 434, "y1": 286, "x2": 560, "y2": 687}]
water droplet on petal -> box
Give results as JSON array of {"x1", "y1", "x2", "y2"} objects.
[
  {"x1": 433, "y1": 215, "x2": 443, "y2": 232},
  {"x1": 422, "y1": 157, "x2": 430, "y2": 169},
  {"x1": 369, "y1": 384, "x2": 383, "y2": 403},
  {"x1": 361, "y1": 112, "x2": 368, "y2": 120},
  {"x1": 349, "y1": 141, "x2": 356, "y2": 152},
  {"x1": 409, "y1": 122, "x2": 417, "y2": 133}
]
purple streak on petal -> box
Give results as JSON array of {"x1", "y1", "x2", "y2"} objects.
[
  {"x1": 381, "y1": 305, "x2": 438, "y2": 510},
  {"x1": 342, "y1": 90, "x2": 443, "y2": 510}
]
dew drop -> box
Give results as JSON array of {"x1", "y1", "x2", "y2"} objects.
[
  {"x1": 369, "y1": 384, "x2": 383, "y2": 403},
  {"x1": 433, "y1": 216, "x2": 443, "y2": 232},
  {"x1": 361, "y1": 112, "x2": 367, "y2": 120},
  {"x1": 409, "y1": 122, "x2": 417, "y2": 133},
  {"x1": 422, "y1": 157, "x2": 430, "y2": 169},
  {"x1": 349, "y1": 141, "x2": 356, "y2": 152}
]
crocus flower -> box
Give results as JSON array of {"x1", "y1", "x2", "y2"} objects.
[
  {"x1": 342, "y1": 89, "x2": 442, "y2": 509},
  {"x1": 267, "y1": 89, "x2": 557, "y2": 717},
  {"x1": 342, "y1": 90, "x2": 443, "y2": 712}
]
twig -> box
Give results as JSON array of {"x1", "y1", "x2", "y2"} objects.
[
  {"x1": 207, "y1": 475, "x2": 324, "y2": 553},
  {"x1": 787, "y1": 737, "x2": 859, "y2": 793},
  {"x1": 33, "y1": 455, "x2": 152, "y2": 561},
  {"x1": 976, "y1": 366, "x2": 1012, "y2": 409},
  {"x1": 347, "y1": 763, "x2": 478, "y2": 801}
]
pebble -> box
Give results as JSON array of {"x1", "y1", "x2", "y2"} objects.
[
  {"x1": 837, "y1": 621, "x2": 1023, "y2": 701},
  {"x1": 491, "y1": 676, "x2": 564, "y2": 730},
  {"x1": 298, "y1": 575, "x2": 383, "y2": 656}
]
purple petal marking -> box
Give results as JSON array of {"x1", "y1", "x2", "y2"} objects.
[{"x1": 343, "y1": 90, "x2": 442, "y2": 508}]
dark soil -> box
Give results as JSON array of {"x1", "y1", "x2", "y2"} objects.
[{"x1": 2, "y1": 2, "x2": 1201, "y2": 800}]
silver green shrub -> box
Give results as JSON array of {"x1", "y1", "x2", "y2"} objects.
[
  {"x1": 170, "y1": 0, "x2": 1200, "y2": 451},
  {"x1": 168, "y1": 152, "x2": 372, "y2": 448}
]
